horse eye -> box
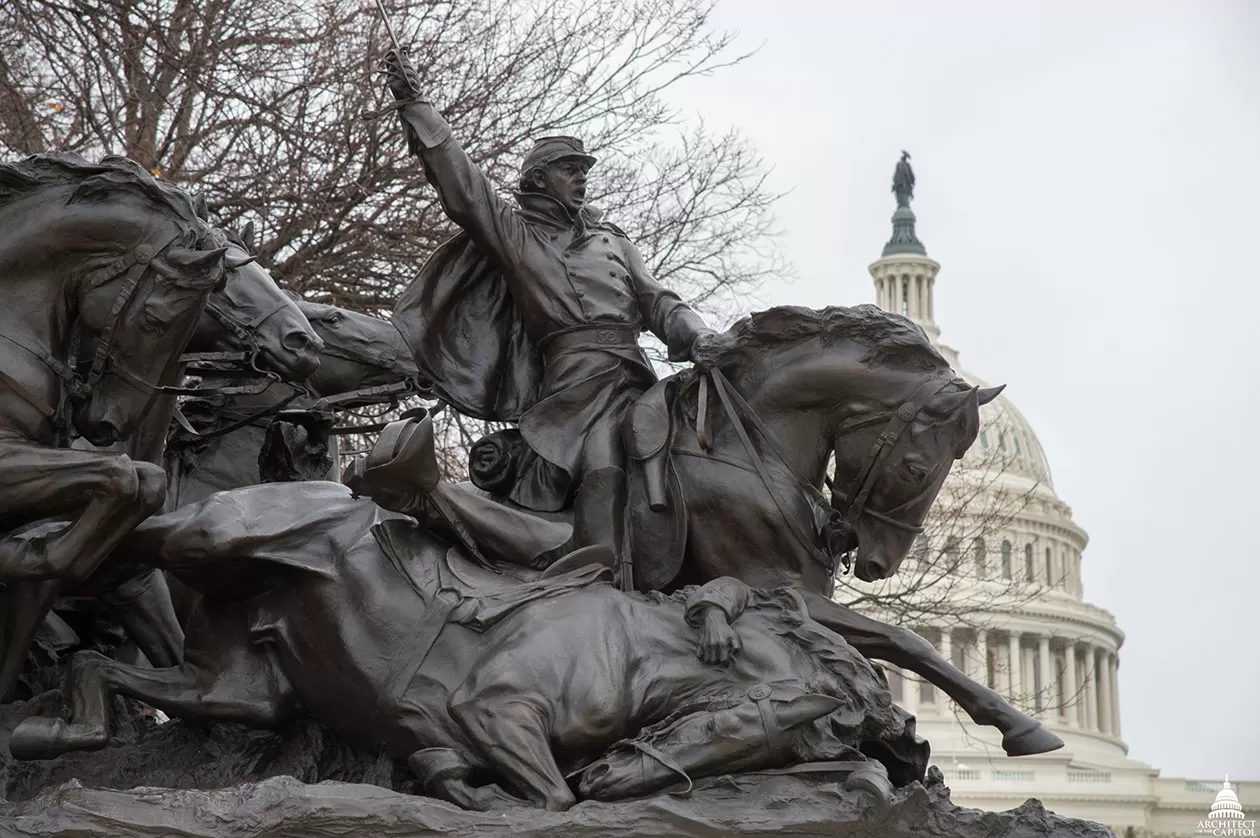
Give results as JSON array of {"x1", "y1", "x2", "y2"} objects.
[
  {"x1": 704, "y1": 718, "x2": 715, "y2": 734},
  {"x1": 326, "y1": 312, "x2": 343, "y2": 325}
]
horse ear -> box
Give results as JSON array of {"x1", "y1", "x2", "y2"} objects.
[
  {"x1": 241, "y1": 220, "x2": 257, "y2": 253},
  {"x1": 921, "y1": 385, "x2": 972, "y2": 420},
  {"x1": 155, "y1": 245, "x2": 228, "y2": 289},
  {"x1": 773, "y1": 694, "x2": 844, "y2": 729},
  {"x1": 976, "y1": 385, "x2": 1005, "y2": 405},
  {"x1": 192, "y1": 195, "x2": 210, "y2": 221}
]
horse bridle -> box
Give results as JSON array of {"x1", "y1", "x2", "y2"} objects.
[
  {"x1": 701, "y1": 367, "x2": 956, "y2": 576},
  {"x1": 825, "y1": 370, "x2": 957, "y2": 534},
  {"x1": 0, "y1": 228, "x2": 196, "y2": 437}
]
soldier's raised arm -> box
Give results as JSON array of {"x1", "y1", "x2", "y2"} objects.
[{"x1": 384, "y1": 49, "x2": 526, "y2": 269}]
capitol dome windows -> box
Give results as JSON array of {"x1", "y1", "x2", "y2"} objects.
[
  {"x1": 1024, "y1": 543, "x2": 1035, "y2": 582},
  {"x1": 1000, "y1": 540, "x2": 1012, "y2": 579},
  {"x1": 1045, "y1": 547, "x2": 1054, "y2": 588},
  {"x1": 973, "y1": 538, "x2": 986, "y2": 578}
]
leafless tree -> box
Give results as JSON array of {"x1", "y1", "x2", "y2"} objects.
[
  {"x1": 0, "y1": 0, "x2": 782, "y2": 320},
  {"x1": 1, "y1": 0, "x2": 784, "y2": 474}
]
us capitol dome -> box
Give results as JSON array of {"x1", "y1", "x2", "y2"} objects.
[{"x1": 844, "y1": 156, "x2": 1257, "y2": 837}]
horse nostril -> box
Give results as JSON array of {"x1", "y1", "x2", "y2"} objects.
[
  {"x1": 282, "y1": 331, "x2": 322, "y2": 354},
  {"x1": 587, "y1": 764, "x2": 609, "y2": 782}
]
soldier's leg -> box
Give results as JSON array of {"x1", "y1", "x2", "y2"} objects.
[{"x1": 566, "y1": 419, "x2": 628, "y2": 585}]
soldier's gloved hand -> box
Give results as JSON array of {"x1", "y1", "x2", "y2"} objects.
[
  {"x1": 689, "y1": 329, "x2": 734, "y2": 369},
  {"x1": 696, "y1": 605, "x2": 742, "y2": 666},
  {"x1": 383, "y1": 46, "x2": 423, "y2": 102}
]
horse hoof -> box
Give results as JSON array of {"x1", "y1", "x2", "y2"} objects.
[
  {"x1": 1002, "y1": 722, "x2": 1065, "y2": 756},
  {"x1": 9, "y1": 716, "x2": 68, "y2": 760}
]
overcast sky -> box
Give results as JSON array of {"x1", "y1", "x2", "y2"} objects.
[{"x1": 663, "y1": 0, "x2": 1260, "y2": 781}]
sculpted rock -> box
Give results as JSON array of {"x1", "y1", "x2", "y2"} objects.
[{"x1": 0, "y1": 767, "x2": 1114, "y2": 838}]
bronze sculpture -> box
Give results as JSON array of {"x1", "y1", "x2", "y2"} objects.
[
  {"x1": 0, "y1": 115, "x2": 1098, "y2": 836},
  {"x1": 384, "y1": 48, "x2": 721, "y2": 589},
  {"x1": 9, "y1": 478, "x2": 919, "y2": 813},
  {"x1": 0, "y1": 162, "x2": 326, "y2": 699},
  {"x1": 893, "y1": 151, "x2": 915, "y2": 208}
]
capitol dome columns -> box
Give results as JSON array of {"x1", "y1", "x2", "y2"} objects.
[{"x1": 1063, "y1": 642, "x2": 1079, "y2": 726}]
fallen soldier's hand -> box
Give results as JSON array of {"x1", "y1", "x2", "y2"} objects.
[{"x1": 696, "y1": 605, "x2": 742, "y2": 666}]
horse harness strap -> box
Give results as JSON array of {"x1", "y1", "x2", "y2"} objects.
[
  {"x1": 0, "y1": 229, "x2": 181, "y2": 430},
  {"x1": 706, "y1": 369, "x2": 833, "y2": 572},
  {"x1": 831, "y1": 371, "x2": 955, "y2": 532}
]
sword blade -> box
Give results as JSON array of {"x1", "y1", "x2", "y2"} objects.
[{"x1": 373, "y1": 0, "x2": 404, "y2": 53}]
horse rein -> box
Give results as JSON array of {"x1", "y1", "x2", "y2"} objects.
[
  {"x1": 699, "y1": 367, "x2": 954, "y2": 577},
  {"x1": 0, "y1": 228, "x2": 183, "y2": 438}
]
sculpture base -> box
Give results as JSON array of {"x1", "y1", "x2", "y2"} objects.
[
  {"x1": 0, "y1": 695, "x2": 1112, "y2": 837},
  {"x1": 1, "y1": 772, "x2": 1115, "y2": 838}
]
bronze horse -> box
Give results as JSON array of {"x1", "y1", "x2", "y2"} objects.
[
  {"x1": 0, "y1": 154, "x2": 233, "y2": 693},
  {"x1": 166, "y1": 298, "x2": 420, "y2": 507},
  {"x1": 41, "y1": 225, "x2": 327, "y2": 680},
  {"x1": 11, "y1": 481, "x2": 924, "y2": 813},
  {"x1": 463, "y1": 305, "x2": 1063, "y2": 757},
  {"x1": 10, "y1": 306, "x2": 1061, "y2": 787},
  {"x1": 24, "y1": 300, "x2": 406, "y2": 691},
  {"x1": 0, "y1": 154, "x2": 324, "y2": 697}
]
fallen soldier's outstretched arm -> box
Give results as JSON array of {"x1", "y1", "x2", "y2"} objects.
[{"x1": 683, "y1": 577, "x2": 750, "y2": 666}]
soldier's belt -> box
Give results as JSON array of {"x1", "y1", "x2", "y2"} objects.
[{"x1": 539, "y1": 324, "x2": 641, "y2": 354}]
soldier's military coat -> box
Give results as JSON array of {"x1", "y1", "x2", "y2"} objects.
[{"x1": 392, "y1": 104, "x2": 711, "y2": 512}]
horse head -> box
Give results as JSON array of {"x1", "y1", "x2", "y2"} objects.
[
  {"x1": 697, "y1": 305, "x2": 1002, "y2": 584},
  {"x1": 296, "y1": 299, "x2": 420, "y2": 397},
  {"x1": 193, "y1": 221, "x2": 323, "y2": 381},
  {"x1": 577, "y1": 686, "x2": 850, "y2": 801},
  {"x1": 73, "y1": 225, "x2": 230, "y2": 446}
]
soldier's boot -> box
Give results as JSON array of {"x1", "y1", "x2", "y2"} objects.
[{"x1": 541, "y1": 467, "x2": 627, "y2": 586}]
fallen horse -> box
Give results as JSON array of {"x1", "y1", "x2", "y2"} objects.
[{"x1": 10, "y1": 481, "x2": 926, "y2": 811}]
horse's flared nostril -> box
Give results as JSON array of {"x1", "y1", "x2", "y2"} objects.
[{"x1": 282, "y1": 330, "x2": 323, "y2": 354}]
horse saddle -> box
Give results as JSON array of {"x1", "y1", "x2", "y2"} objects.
[{"x1": 623, "y1": 376, "x2": 688, "y2": 592}]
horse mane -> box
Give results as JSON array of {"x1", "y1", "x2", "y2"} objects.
[
  {"x1": 714, "y1": 305, "x2": 948, "y2": 373},
  {"x1": 0, "y1": 152, "x2": 201, "y2": 226}
]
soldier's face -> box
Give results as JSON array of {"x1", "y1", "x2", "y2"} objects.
[{"x1": 538, "y1": 158, "x2": 590, "y2": 214}]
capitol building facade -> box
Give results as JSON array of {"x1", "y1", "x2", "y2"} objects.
[{"x1": 846, "y1": 184, "x2": 1256, "y2": 837}]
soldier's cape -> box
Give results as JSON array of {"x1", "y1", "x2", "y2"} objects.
[{"x1": 392, "y1": 230, "x2": 543, "y2": 423}]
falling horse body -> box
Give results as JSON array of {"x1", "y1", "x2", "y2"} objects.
[{"x1": 11, "y1": 481, "x2": 924, "y2": 812}]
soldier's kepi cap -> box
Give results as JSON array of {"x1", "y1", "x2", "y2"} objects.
[{"x1": 521, "y1": 136, "x2": 597, "y2": 174}]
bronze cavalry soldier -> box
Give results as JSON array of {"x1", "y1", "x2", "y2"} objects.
[{"x1": 383, "y1": 48, "x2": 720, "y2": 583}]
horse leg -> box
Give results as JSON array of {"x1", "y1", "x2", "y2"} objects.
[
  {"x1": 10, "y1": 607, "x2": 292, "y2": 760},
  {"x1": 449, "y1": 694, "x2": 575, "y2": 811},
  {"x1": 97, "y1": 568, "x2": 185, "y2": 668},
  {"x1": 0, "y1": 445, "x2": 166, "y2": 697},
  {"x1": 0, "y1": 444, "x2": 166, "y2": 583},
  {"x1": 800, "y1": 592, "x2": 1064, "y2": 757}
]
